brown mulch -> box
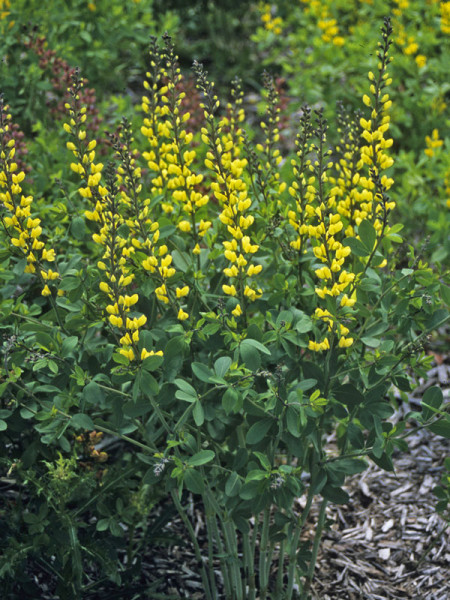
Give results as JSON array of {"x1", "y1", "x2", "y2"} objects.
[{"x1": 307, "y1": 428, "x2": 449, "y2": 600}]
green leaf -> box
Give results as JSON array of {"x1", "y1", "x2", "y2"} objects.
[
  {"x1": 192, "y1": 362, "x2": 214, "y2": 383},
  {"x1": 0, "y1": 419, "x2": 7, "y2": 431},
  {"x1": 253, "y1": 451, "x2": 271, "y2": 471},
  {"x1": 71, "y1": 217, "x2": 86, "y2": 240},
  {"x1": 425, "y1": 308, "x2": 449, "y2": 331},
  {"x1": 295, "y1": 314, "x2": 313, "y2": 334},
  {"x1": 174, "y1": 379, "x2": 197, "y2": 396},
  {"x1": 175, "y1": 391, "x2": 197, "y2": 403},
  {"x1": 297, "y1": 379, "x2": 317, "y2": 391},
  {"x1": 321, "y1": 484, "x2": 350, "y2": 504},
  {"x1": 344, "y1": 237, "x2": 370, "y2": 257},
  {"x1": 96, "y1": 518, "x2": 110, "y2": 532},
  {"x1": 286, "y1": 405, "x2": 301, "y2": 438},
  {"x1": 215, "y1": 356, "x2": 232, "y2": 378},
  {"x1": 142, "y1": 354, "x2": 164, "y2": 371},
  {"x1": 83, "y1": 381, "x2": 104, "y2": 405},
  {"x1": 164, "y1": 336, "x2": 187, "y2": 380},
  {"x1": 172, "y1": 249, "x2": 190, "y2": 273},
  {"x1": 187, "y1": 450, "x2": 215, "y2": 466},
  {"x1": 358, "y1": 219, "x2": 377, "y2": 251},
  {"x1": 328, "y1": 458, "x2": 368, "y2": 475},
  {"x1": 239, "y1": 480, "x2": 263, "y2": 500},
  {"x1": 225, "y1": 472, "x2": 242, "y2": 497},
  {"x1": 222, "y1": 387, "x2": 240, "y2": 414},
  {"x1": 361, "y1": 336, "x2": 381, "y2": 348},
  {"x1": 193, "y1": 401, "x2": 204, "y2": 426},
  {"x1": 428, "y1": 418, "x2": 450, "y2": 438},
  {"x1": 61, "y1": 336, "x2": 78, "y2": 357},
  {"x1": 140, "y1": 370, "x2": 159, "y2": 397},
  {"x1": 440, "y1": 284, "x2": 450, "y2": 308},
  {"x1": 246, "y1": 418, "x2": 274, "y2": 445},
  {"x1": 421, "y1": 386, "x2": 443, "y2": 421},
  {"x1": 240, "y1": 342, "x2": 260, "y2": 371},
  {"x1": 60, "y1": 276, "x2": 82, "y2": 292},
  {"x1": 71, "y1": 413, "x2": 94, "y2": 430},
  {"x1": 333, "y1": 384, "x2": 364, "y2": 407},
  {"x1": 241, "y1": 338, "x2": 271, "y2": 355}
]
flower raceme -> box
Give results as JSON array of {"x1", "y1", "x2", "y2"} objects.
[
  {"x1": 55, "y1": 25, "x2": 397, "y2": 365},
  {"x1": 193, "y1": 62, "x2": 264, "y2": 320},
  {"x1": 0, "y1": 99, "x2": 58, "y2": 297},
  {"x1": 63, "y1": 73, "x2": 160, "y2": 363}
]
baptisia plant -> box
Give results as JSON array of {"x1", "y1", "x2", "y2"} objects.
[{"x1": 0, "y1": 17, "x2": 448, "y2": 600}]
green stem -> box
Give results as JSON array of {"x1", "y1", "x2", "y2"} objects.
[
  {"x1": 276, "y1": 537, "x2": 285, "y2": 597},
  {"x1": 286, "y1": 470, "x2": 317, "y2": 600},
  {"x1": 259, "y1": 506, "x2": 271, "y2": 600},
  {"x1": 171, "y1": 490, "x2": 214, "y2": 600},
  {"x1": 223, "y1": 518, "x2": 243, "y2": 600},
  {"x1": 243, "y1": 530, "x2": 256, "y2": 600},
  {"x1": 303, "y1": 498, "x2": 328, "y2": 597},
  {"x1": 204, "y1": 490, "x2": 233, "y2": 599}
]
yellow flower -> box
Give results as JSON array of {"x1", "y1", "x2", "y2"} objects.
[
  {"x1": 177, "y1": 308, "x2": 189, "y2": 321},
  {"x1": 222, "y1": 284, "x2": 237, "y2": 296},
  {"x1": 415, "y1": 55, "x2": 426, "y2": 68},
  {"x1": 176, "y1": 286, "x2": 189, "y2": 298},
  {"x1": 424, "y1": 129, "x2": 443, "y2": 157},
  {"x1": 178, "y1": 220, "x2": 191, "y2": 232},
  {"x1": 232, "y1": 304, "x2": 243, "y2": 317}
]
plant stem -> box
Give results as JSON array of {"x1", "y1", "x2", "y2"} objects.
[
  {"x1": 276, "y1": 537, "x2": 285, "y2": 597},
  {"x1": 259, "y1": 506, "x2": 270, "y2": 600},
  {"x1": 303, "y1": 498, "x2": 328, "y2": 597},
  {"x1": 204, "y1": 490, "x2": 233, "y2": 599},
  {"x1": 170, "y1": 490, "x2": 214, "y2": 600},
  {"x1": 242, "y1": 530, "x2": 256, "y2": 600},
  {"x1": 286, "y1": 469, "x2": 317, "y2": 600},
  {"x1": 223, "y1": 518, "x2": 244, "y2": 600}
]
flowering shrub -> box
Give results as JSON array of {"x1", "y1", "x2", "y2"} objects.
[
  {"x1": 253, "y1": 0, "x2": 450, "y2": 261},
  {"x1": 0, "y1": 18, "x2": 448, "y2": 599}
]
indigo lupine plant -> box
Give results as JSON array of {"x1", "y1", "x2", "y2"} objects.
[{"x1": 0, "y1": 18, "x2": 448, "y2": 600}]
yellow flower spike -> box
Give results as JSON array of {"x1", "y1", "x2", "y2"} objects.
[{"x1": 41, "y1": 285, "x2": 51, "y2": 297}]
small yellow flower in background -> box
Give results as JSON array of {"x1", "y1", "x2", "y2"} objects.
[
  {"x1": 424, "y1": 129, "x2": 444, "y2": 157},
  {"x1": 441, "y1": 2, "x2": 450, "y2": 34},
  {"x1": 404, "y1": 40, "x2": 418, "y2": 55},
  {"x1": 87, "y1": 2, "x2": 96, "y2": 11},
  {"x1": 415, "y1": 55, "x2": 427, "y2": 68}
]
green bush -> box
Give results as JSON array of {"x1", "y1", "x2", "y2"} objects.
[
  {"x1": 253, "y1": 0, "x2": 450, "y2": 261},
  {"x1": 0, "y1": 16, "x2": 448, "y2": 600}
]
